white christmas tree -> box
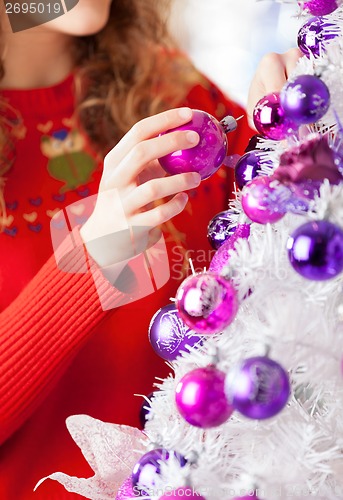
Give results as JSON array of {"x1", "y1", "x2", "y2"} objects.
[{"x1": 37, "y1": 2, "x2": 343, "y2": 499}]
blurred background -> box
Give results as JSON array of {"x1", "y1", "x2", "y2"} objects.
[{"x1": 169, "y1": 0, "x2": 302, "y2": 107}]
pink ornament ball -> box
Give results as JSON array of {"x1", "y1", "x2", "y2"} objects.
[
  {"x1": 175, "y1": 272, "x2": 238, "y2": 334},
  {"x1": 302, "y1": 0, "x2": 339, "y2": 15},
  {"x1": 253, "y1": 92, "x2": 297, "y2": 140},
  {"x1": 159, "y1": 487, "x2": 206, "y2": 499},
  {"x1": 116, "y1": 476, "x2": 135, "y2": 500},
  {"x1": 175, "y1": 366, "x2": 234, "y2": 428},
  {"x1": 209, "y1": 223, "x2": 251, "y2": 274},
  {"x1": 159, "y1": 109, "x2": 228, "y2": 180},
  {"x1": 241, "y1": 177, "x2": 286, "y2": 224}
]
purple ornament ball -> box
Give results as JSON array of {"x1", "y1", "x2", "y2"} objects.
[
  {"x1": 298, "y1": 17, "x2": 339, "y2": 58},
  {"x1": 175, "y1": 272, "x2": 238, "y2": 335},
  {"x1": 253, "y1": 92, "x2": 297, "y2": 140},
  {"x1": 207, "y1": 210, "x2": 236, "y2": 250},
  {"x1": 241, "y1": 176, "x2": 286, "y2": 224},
  {"x1": 225, "y1": 356, "x2": 290, "y2": 420},
  {"x1": 235, "y1": 150, "x2": 264, "y2": 190},
  {"x1": 159, "y1": 109, "x2": 228, "y2": 180},
  {"x1": 149, "y1": 304, "x2": 202, "y2": 361},
  {"x1": 175, "y1": 366, "x2": 234, "y2": 428},
  {"x1": 209, "y1": 223, "x2": 251, "y2": 274},
  {"x1": 281, "y1": 75, "x2": 330, "y2": 125},
  {"x1": 132, "y1": 448, "x2": 186, "y2": 496},
  {"x1": 159, "y1": 487, "x2": 206, "y2": 499},
  {"x1": 302, "y1": 0, "x2": 338, "y2": 15},
  {"x1": 287, "y1": 220, "x2": 343, "y2": 280}
]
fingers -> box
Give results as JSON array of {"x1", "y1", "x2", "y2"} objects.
[
  {"x1": 126, "y1": 172, "x2": 201, "y2": 213},
  {"x1": 104, "y1": 107, "x2": 194, "y2": 168},
  {"x1": 104, "y1": 129, "x2": 200, "y2": 189},
  {"x1": 132, "y1": 192, "x2": 189, "y2": 228},
  {"x1": 137, "y1": 161, "x2": 167, "y2": 185},
  {"x1": 282, "y1": 47, "x2": 303, "y2": 77},
  {"x1": 247, "y1": 48, "x2": 303, "y2": 125}
]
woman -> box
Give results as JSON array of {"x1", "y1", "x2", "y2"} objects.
[
  {"x1": 0, "y1": 0, "x2": 298, "y2": 498},
  {"x1": 0, "y1": 1, "x2": 254, "y2": 498}
]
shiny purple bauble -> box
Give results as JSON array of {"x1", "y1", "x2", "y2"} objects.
[
  {"x1": 302, "y1": 0, "x2": 338, "y2": 15},
  {"x1": 159, "y1": 487, "x2": 206, "y2": 499},
  {"x1": 207, "y1": 210, "x2": 236, "y2": 250},
  {"x1": 235, "y1": 150, "x2": 265, "y2": 190},
  {"x1": 209, "y1": 224, "x2": 251, "y2": 274},
  {"x1": 175, "y1": 366, "x2": 234, "y2": 428},
  {"x1": 225, "y1": 356, "x2": 290, "y2": 420},
  {"x1": 149, "y1": 304, "x2": 202, "y2": 361},
  {"x1": 281, "y1": 75, "x2": 330, "y2": 125},
  {"x1": 253, "y1": 92, "x2": 297, "y2": 140},
  {"x1": 159, "y1": 109, "x2": 228, "y2": 180},
  {"x1": 241, "y1": 177, "x2": 286, "y2": 224},
  {"x1": 175, "y1": 272, "x2": 238, "y2": 334},
  {"x1": 132, "y1": 448, "x2": 186, "y2": 496},
  {"x1": 116, "y1": 477, "x2": 136, "y2": 500},
  {"x1": 287, "y1": 220, "x2": 343, "y2": 280},
  {"x1": 298, "y1": 17, "x2": 339, "y2": 58}
]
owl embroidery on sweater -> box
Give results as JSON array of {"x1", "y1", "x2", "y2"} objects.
[{"x1": 40, "y1": 129, "x2": 96, "y2": 193}]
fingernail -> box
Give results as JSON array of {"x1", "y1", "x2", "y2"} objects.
[
  {"x1": 191, "y1": 172, "x2": 201, "y2": 185},
  {"x1": 186, "y1": 131, "x2": 199, "y2": 144},
  {"x1": 180, "y1": 192, "x2": 188, "y2": 204},
  {"x1": 178, "y1": 107, "x2": 192, "y2": 120}
]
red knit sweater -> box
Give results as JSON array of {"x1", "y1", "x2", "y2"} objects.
[{"x1": 0, "y1": 74, "x2": 252, "y2": 499}]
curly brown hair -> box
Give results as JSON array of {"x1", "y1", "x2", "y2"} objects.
[
  {"x1": 0, "y1": 0, "x2": 200, "y2": 225},
  {"x1": 74, "y1": 0, "x2": 198, "y2": 154}
]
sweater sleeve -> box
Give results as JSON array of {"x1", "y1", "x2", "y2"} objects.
[{"x1": 0, "y1": 230, "x2": 125, "y2": 445}]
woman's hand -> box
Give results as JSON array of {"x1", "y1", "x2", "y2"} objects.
[
  {"x1": 80, "y1": 107, "x2": 201, "y2": 269},
  {"x1": 247, "y1": 48, "x2": 303, "y2": 127}
]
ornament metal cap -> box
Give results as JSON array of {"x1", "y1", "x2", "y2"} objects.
[{"x1": 220, "y1": 115, "x2": 239, "y2": 133}]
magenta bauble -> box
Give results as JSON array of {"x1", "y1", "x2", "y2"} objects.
[
  {"x1": 175, "y1": 366, "x2": 234, "y2": 427},
  {"x1": 253, "y1": 92, "x2": 297, "y2": 140},
  {"x1": 159, "y1": 109, "x2": 228, "y2": 180},
  {"x1": 116, "y1": 477, "x2": 135, "y2": 500},
  {"x1": 209, "y1": 224, "x2": 251, "y2": 274},
  {"x1": 175, "y1": 272, "x2": 238, "y2": 334},
  {"x1": 302, "y1": 0, "x2": 339, "y2": 16},
  {"x1": 241, "y1": 177, "x2": 286, "y2": 224}
]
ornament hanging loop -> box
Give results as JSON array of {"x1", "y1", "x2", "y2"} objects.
[{"x1": 220, "y1": 115, "x2": 242, "y2": 133}]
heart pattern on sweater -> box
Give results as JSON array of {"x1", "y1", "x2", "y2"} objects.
[{"x1": 23, "y1": 212, "x2": 38, "y2": 223}]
